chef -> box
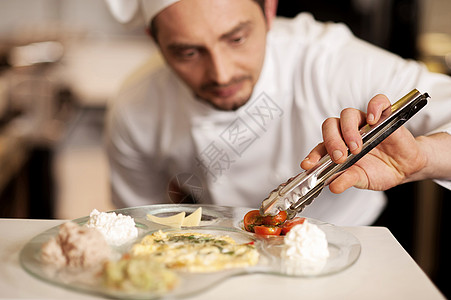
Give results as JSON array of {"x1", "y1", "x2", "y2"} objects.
[{"x1": 105, "y1": 0, "x2": 451, "y2": 225}]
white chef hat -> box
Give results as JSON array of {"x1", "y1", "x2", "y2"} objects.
[
  {"x1": 105, "y1": 0, "x2": 181, "y2": 27},
  {"x1": 141, "y1": 0, "x2": 181, "y2": 26}
]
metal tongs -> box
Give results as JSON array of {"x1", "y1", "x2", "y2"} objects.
[{"x1": 260, "y1": 89, "x2": 430, "y2": 219}]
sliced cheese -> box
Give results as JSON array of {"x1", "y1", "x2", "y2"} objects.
[
  {"x1": 182, "y1": 207, "x2": 202, "y2": 227},
  {"x1": 147, "y1": 212, "x2": 186, "y2": 228}
]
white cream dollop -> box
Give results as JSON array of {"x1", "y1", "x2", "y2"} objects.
[
  {"x1": 281, "y1": 219, "x2": 329, "y2": 275},
  {"x1": 84, "y1": 209, "x2": 138, "y2": 246}
]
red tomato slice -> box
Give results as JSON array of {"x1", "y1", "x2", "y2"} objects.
[
  {"x1": 261, "y1": 210, "x2": 288, "y2": 226},
  {"x1": 281, "y1": 217, "x2": 306, "y2": 235},
  {"x1": 243, "y1": 210, "x2": 263, "y2": 232},
  {"x1": 254, "y1": 225, "x2": 282, "y2": 236}
]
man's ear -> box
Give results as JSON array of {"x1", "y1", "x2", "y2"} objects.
[{"x1": 264, "y1": 0, "x2": 278, "y2": 29}]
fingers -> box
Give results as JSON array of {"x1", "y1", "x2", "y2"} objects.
[
  {"x1": 303, "y1": 94, "x2": 394, "y2": 191},
  {"x1": 328, "y1": 169, "x2": 361, "y2": 194},
  {"x1": 303, "y1": 111, "x2": 366, "y2": 167},
  {"x1": 321, "y1": 117, "x2": 348, "y2": 164},
  {"x1": 323, "y1": 94, "x2": 392, "y2": 164},
  {"x1": 321, "y1": 107, "x2": 366, "y2": 163},
  {"x1": 339, "y1": 108, "x2": 366, "y2": 155},
  {"x1": 301, "y1": 142, "x2": 327, "y2": 170},
  {"x1": 366, "y1": 94, "x2": 391, "y2": 125}
]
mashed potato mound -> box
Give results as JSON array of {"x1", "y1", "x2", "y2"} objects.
[{"x1": 41, "y1": 221, "x2": 111, "y2": 268}]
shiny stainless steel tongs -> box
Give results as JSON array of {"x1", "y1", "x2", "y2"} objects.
[{"x1": 260, "y1": 89, "x2": 430, "y2": 219}]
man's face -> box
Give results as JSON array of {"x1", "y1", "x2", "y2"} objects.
[{"x1": 154, "y1": 0, "x2": 268, "y2": 111}]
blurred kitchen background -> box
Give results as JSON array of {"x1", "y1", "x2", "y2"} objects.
[{"x1": 0, "y1": 0, "x2": 450, "y2": 297}]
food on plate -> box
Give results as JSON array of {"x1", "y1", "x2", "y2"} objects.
[
  {"x1": 243, "y1": 209, "x2": 305, "y2": 236},
  {"x1": 130, "y1": 230, "x2": 259, "y2": 272},
  {"x1": 253, "y1": 225, "x2": 282, "y2": 235},
  {"x1": 147, "y1": 207, "x2": 203, "y2": 228},
  {"x1": 102, "y1": 256, "x2": 178, "y2": 292},
  {"x1": 181, "y1": 207, "x2": 202, "y2": 226},
  {"x1": 280, "y1": 217, "x2": 307, "y2": 235},
  {"x1": 41, "y1": 221, "x2": 111, "y2": 268},
  {"x1": 85, "y1": 209, "x2": 138, "y2": 246},
  {"x1": 147, "y1": 212, "x2": 186, "y2": 228},
  {"x1": 282, "y1": 219, "x2": 329, "y2": 261},
  {"x1": 281, "y1": 219, "x2": 329, "y2": 275},
  {"x1": 261, "y1": 210, "x2": 288, "y2": 226},
  {"x1": 243, "y1": 210, "x2": 263, "y2": 232}
]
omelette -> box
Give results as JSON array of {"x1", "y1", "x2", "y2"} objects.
[{"x1": 131, "y1": 231, "x2": 259, "y2": 272}]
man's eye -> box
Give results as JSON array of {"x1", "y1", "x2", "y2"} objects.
[
  {"x1": 178, "y1": 49, "x2": 198, "y2": 59},
  {"x1": 230, "y1": 36, "x2": 246, "y2": 45}
]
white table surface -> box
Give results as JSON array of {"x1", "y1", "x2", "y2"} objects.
[{"x1": 0, "y1": 218, "x2": 445, "y2": 300}]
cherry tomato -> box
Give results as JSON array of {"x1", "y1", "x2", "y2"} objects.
[
  {"x1": 261, "y1": 211, "x2": 288, "y2": 226},
  {"x1": 243, "y1": 210, "x2": 263, "y2": 232},
  {"x1": 254, "y1": 225, "x2": 282, "y2": 236},
  {"x1": 281, "y1": 217, "x2": 306, "y2": 235}
]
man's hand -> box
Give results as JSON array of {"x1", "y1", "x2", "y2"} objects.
[{"x1": 300, "y1": 94, "x2": 429, "y2": 193}]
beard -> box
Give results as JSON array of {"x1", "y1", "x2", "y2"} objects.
[{"x1": 197, "y1": 75, "x2": 254, "y2": 111}]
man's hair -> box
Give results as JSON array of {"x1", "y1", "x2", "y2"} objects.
[{"x1": 150, "y1": 0, "x2": 266, "y2": 43}]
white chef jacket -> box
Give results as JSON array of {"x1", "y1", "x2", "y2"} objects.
[{"x1": 106, "y1": 13, "x2": 451, "y2": 226}]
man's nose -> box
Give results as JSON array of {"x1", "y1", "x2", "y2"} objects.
[{"x1": 206, "y1": 49, "x2": 233, "y2": 85}]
